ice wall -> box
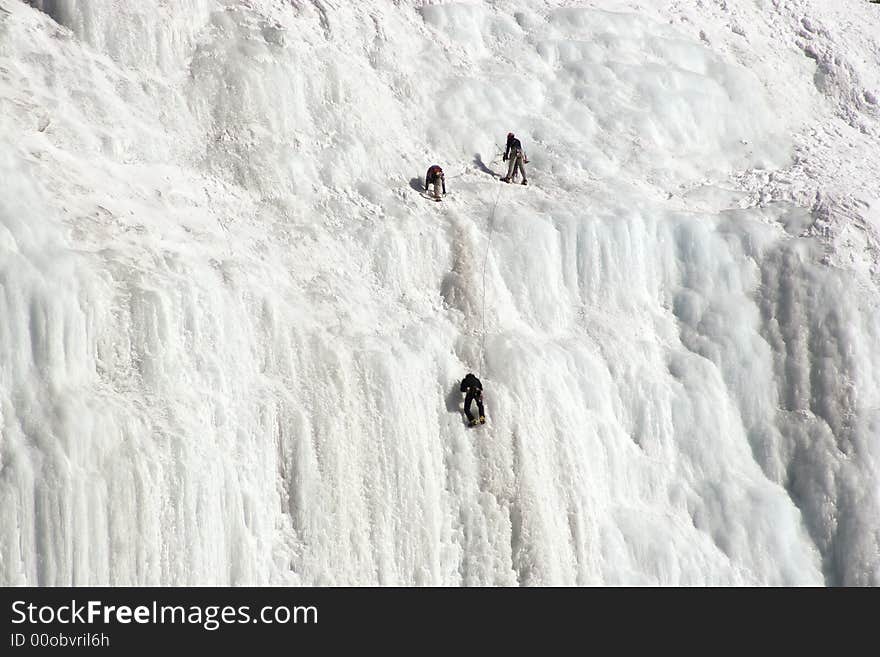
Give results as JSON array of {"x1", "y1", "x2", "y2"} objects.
[{"x1": 1, "y1": 0, "x2": 878, "y2": 585}]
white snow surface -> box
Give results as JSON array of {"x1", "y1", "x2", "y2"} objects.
[{"x1": 1, "y1": 0, "x2": 879, "y2": 585}]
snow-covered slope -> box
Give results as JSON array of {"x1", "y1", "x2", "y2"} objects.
[{"x1": 1, "y1": 0, "x2": 878, "y2": 585}]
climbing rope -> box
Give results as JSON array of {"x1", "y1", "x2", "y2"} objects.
[{"x1": 477, "y1": 183, "x2": 503, "y2": 377}]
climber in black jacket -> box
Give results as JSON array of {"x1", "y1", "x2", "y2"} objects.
[
  {"x1": 501, "y1": 132, "x2": 528, "y2": 185},
  {"x1": 460, "y1": 373, "x2": 485, "y2": 426}
]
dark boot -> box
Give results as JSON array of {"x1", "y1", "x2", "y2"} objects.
[{"x1": 500, "y1": 177, "x2": 510, "y2": 183}]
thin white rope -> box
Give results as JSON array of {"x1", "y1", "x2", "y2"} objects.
[{"x1": 478, "y1": 183, "x2": 503, "y2": 377}]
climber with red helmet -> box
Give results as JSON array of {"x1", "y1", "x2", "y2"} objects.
[
  {"x1": 425, "y1": 164, "x2": 446, "y2": 201},
  {"x1": 501, "y1": 132, "x2": 528, "y2": 185}
]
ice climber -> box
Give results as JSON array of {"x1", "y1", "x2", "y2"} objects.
[
  {"x1": 460, "y1": 373, "x2": 485, "y2": 426},
  {"x1": 425, "y1": 165, "x2": 446, "y2": 200},
  {"x1": 501, "y1": 132, "x2": 528, "y2": 185}
]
